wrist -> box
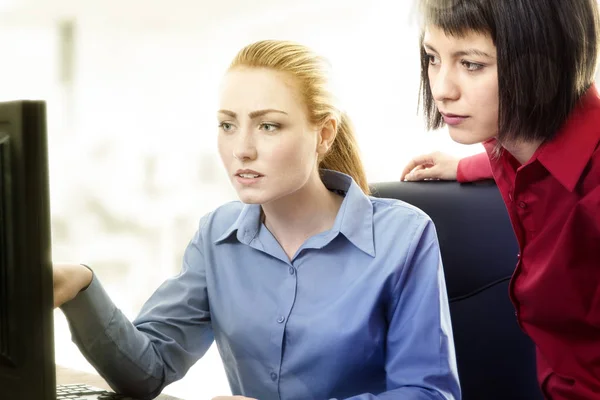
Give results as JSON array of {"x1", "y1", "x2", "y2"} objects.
[
  {"x1": 78, "y1": 263, "x2": 93, "y2": 291},
  {"x1": 456, "y1": 158, "x2": 466, "y2": 182}
]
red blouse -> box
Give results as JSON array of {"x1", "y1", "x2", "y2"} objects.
[{"x1": 457, "y1": 86, "x2": 600, "y2": 399}]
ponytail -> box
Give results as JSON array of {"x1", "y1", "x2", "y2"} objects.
[{"x1": 319, "y1": 112, "x2": 370, "y2": 195}]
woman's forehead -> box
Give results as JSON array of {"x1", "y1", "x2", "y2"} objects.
[
  {"x1": 423, "y1": 26, "x2": 495, "y2": 51},
  {"x1": 218, "y1": 68, "x2": 304, "y2": 115}
]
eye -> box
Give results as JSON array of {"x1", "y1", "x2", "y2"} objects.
[
  {"x1": 218, "y1": 122, "x2": 234, "y2": 132},
  {"x1": 461, "y1": 61, "x2": 484, "y2": 72},
  {"x1": 426, "y1": 54, "x2": 440, "y2": 66},
  {"x1": 259, "y1": 123, "x2": 279, "y2": 132}
]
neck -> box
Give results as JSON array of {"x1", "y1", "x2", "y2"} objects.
[
  {"x1": 502, "y1": 138, "x2": 544, "y2": 165},
  {"x1": 261, "y1": 171, "x2": 344, "y2": 259}
]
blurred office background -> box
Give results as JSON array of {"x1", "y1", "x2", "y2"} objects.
[{"x1": 5, "y1": 0, "x2": 593, "y2": 398}]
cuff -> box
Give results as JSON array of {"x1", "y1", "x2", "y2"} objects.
[{"x1": 60, "y1": 270, "x2": 117, "y2": 346}]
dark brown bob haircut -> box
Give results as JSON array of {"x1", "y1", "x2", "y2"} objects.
[{"x1": 418, "y1": 0, "x2": 600, "y2": 145}]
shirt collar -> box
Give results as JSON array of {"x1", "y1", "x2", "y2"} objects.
[
  {"x1": 215, "y1": 169, "x2": 375, "y2": 257},
  {"x1": 484, "y1": 85, "x2": 600, "y2": 192},
  {"x1": 214, "y1": 201, "x2": 262, "y2": 245},
  {"x1": 536, "y1": 85, "x2": 600, "y2": 191}
]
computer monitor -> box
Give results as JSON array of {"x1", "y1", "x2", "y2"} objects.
[{"x1": 0, "y1": 100, "x2": 56, "y2": 399}]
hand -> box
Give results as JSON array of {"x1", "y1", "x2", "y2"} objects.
[
  {"x1": 211, "y1": 397, "x2": 257, "y2": 400},
  {"x1": 53, "y1": 263, "x2": 93, "y2": 308},
  {"x1": 401, "y1": 151, "x2": 460, "y2": 181}
]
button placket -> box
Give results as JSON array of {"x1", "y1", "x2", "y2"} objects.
[
  {"x1": 273, "y1": 264, "x2": 296, "y2": 333},
  {"x1": 269, "y1": 259, "x2": 298, "y2": 387},
  {"x1": 277, "y1": 263, "x2": 296, "y2": 326}
]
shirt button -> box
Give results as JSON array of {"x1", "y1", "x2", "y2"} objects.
[
  {"x1": 270, "y1": 372, "x2": 278, "y2": 381},
  {"x1": 289, "y1": 267, "x2": 295, "y2": 275},
  {"x1": 277, "y1": 316, "x2": 285, "y2": 324},
  {"x1": 518, "y1": 201, "x2": 527, "y2": 209},
  {"x1": 509, "y1": 193, "x2": 513, "y2": 201}
]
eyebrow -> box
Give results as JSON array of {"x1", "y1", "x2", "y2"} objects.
[
  {"x1": 423, "y1": 42, "x2": 495, "y2": 59},
  {"x1": 217, "y1": 109, "x2": 289, "y2": 119}
]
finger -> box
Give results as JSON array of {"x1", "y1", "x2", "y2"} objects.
[
  {"x1": 404, "y1": 165, "x2": 427, "y2": 179},
  {"x1": 405, "y1": 165, "x2": 441, "y2": 181},
  {"x1": 400, "y1": 153, "x2": 436, "y2": 180}
]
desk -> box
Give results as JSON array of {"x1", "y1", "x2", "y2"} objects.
[{"x1": 56, "y1": 365, "x2": 183, "y2": 400}]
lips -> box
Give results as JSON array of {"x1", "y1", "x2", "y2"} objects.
[
  {"x1": 441, "y1": 112, "x2": 468, "y2": 118},
  {"x1": 235, "y1": 169, "x2": 263, "y2": 178},
  {"x1": 440, "y1": 112, "x2": 469, "y2": 126},
  {"x1": 234, "y1": 169, "x2": 264, "y2": 185}
]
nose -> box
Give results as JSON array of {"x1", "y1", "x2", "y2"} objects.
[
  {"x1": 232, "y1": 131, "x2": 257, "y2": 161},
  {"x1": 430, "y1": 65, "x2": 460, "y2": 103}
]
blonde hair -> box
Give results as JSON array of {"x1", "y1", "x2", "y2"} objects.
[{"x1": 229, "y1": 40, "x2": 370, "y2": 195}]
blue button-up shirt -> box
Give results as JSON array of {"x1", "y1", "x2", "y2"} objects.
[{"x1": 62, "y1": 170, "x2": 461, "y2": 400}]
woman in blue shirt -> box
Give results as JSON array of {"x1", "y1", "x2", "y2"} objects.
[{"x1": 53, "y1": 40, "x2": 461, "y2": 400}]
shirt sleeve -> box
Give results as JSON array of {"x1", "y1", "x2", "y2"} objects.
[
  {"x1": 331, "y1": 218, "x2": 461, "y2": 400},
  {"x1": 456, "y1": 152, "x2": 493, "y2": 183},
  {"x1": 60, "y1": 221, "x2": 213, "y2": 400}
]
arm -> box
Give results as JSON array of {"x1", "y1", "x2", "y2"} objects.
[
  {"x1": 456, "y1": 152, "x2": 493, "y2": 183},
  {"x1": 401, "y1": 151, "x2": 492, "y2": 183},
  {"x1": 333, "y1": 219, "x2": 461, "y2": 400},
  {"x1": 60, "y1": 221, "x2": 213, "y2": 400}
]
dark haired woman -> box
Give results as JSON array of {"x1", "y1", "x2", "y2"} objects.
[{"x1": 402, "y1": 0, "x2": 600, "y2": 398}]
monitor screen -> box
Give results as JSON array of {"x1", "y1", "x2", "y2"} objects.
[{"x1": 0, "y1": 101, "x2": 55, "y2": 399}]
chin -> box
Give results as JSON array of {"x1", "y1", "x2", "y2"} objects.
[
  {"x1": 235, "y1": 186, "x2": 280, "y2": 205},
  {"x1": 448, "y1": 127, "x2": 491, "y2": 145},
  {"x1": 236, "y1": 192, "x2": 267, "y2": 205}
]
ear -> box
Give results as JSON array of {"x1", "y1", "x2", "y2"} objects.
[{"x1": 316, "y1": 117, "x2": 337, "y2": 156}]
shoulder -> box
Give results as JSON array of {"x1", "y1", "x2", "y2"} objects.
[
  {"x1": 576, "y1": 89, "x2": 600, "y2": 192},
  {"x1": 369, "y1": 196, "x2": 437, "y2": 242},
  {"x1": 367, "y1": 197, "x2": 442, "y2": 285},
  {"x1": 370, "y1": 195, "x2": 432, "y2": 223}
]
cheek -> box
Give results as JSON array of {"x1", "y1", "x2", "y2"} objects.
[
  {"x1": 481, "y1": 76, "x2": 499, "y2": 122},
  {"x1": 268, "y1": 136, "x2": 316, "y2": 174},
  {"x1": 470, "y1": 85, "x2": 499, "y2": 125},
  {"x1": 481, "y1": 92, "x2": 499, "y2": 126},
  {"x1": 270, "y1": 139, "x2": 306, "y2": 166},
  {"x1": 427, "y1": 66, "x2": 436, "y2": 85},
  {"x1": 217, "y1": 136, "x2": 232, "y2": 166}
]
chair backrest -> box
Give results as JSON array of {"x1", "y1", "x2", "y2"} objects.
[{"x1": 370, "y1": 180, "x2": 542, "y2": 400}]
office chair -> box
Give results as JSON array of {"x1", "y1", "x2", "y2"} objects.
[{"x1": 370, "y1": 180, "x2": 543, "y2": 400}]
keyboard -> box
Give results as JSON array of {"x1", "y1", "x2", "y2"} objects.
[{"x1": 56, "y1": 383, "x2": 136, "y2": 399}]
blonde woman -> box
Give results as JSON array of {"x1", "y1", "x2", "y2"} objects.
[{"x1": 54, "y1": 40, "x2": 460, "y2": 400}]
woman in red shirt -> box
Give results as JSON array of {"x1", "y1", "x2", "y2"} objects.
[{"x1": 402, "y1": 0, "x2": 600, "y2": 399}]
